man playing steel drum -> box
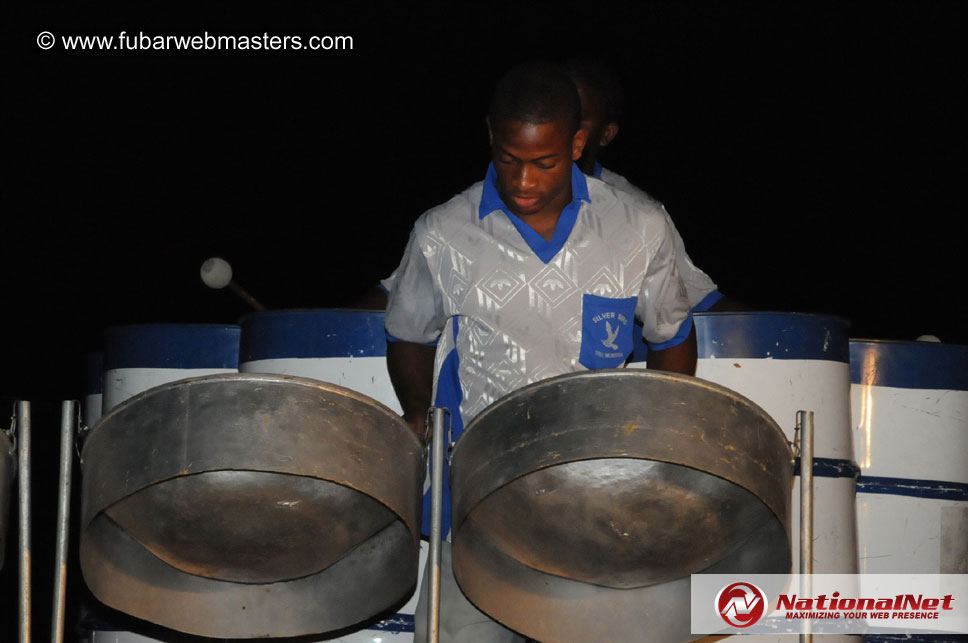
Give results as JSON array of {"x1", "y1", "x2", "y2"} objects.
[{"x1": 385, "y1": 60, "x2": 697, "y2": 643}]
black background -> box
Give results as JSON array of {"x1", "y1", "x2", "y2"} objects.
[{"x1": 3, "y1": 2, "x2": 966, "y2": 641}]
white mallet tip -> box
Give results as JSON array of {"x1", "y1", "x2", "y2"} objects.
[
  {"x1": 201, "y1": 257, "x2": 233, "y2": 289},
  {"x1": 916, "y1": 335, "x2": 941, "y2": 343}
]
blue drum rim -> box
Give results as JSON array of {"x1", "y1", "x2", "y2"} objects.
[
  {"x1": 849, "y1": 339, "x2": 968, "y2": 391},
  {"x1": 692, "y1": 311, "x2": 852, "y2": 362},
  {"x1": 104, "y1": 324, "x2": 241, "y2": 370},
  {"x1": 105, "y1": 322, "x2": 242, "y2": 332},
  {"x1": 695, "y1": 311, "x2": 852, "y2": 326},
  {"x1": 240, "y1": 308, "x2": 387, "y2": 361},
  {"x1": 239, "y1": 307, "x2": 387, "y2": 323}
]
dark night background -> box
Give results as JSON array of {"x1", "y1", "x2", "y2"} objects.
[{"x1": 2, "y1": 1, "x2": 966, "y2": 641}]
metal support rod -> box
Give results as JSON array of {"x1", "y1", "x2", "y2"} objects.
[
  {"x1": 427, "y1": 407, "x2": 447, "y2": 643},
  {"x1": 52, "y1": 401, "x2": 77, "y2": 643},
  {"x1": 17, "y1": 401, "x2": 31, "y2": 643},
  {"x1": 798, "y1": 410, "x2": 814, "y2": 643}
]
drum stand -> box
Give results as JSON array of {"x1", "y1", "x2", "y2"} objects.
[
  {"x1": 797, "y1": 410, "x2": 815, "y2": 643},
  {"x1": 32, "y1": 399, "x2": 813, "y2": 643},
  {"x1": 51, "y1": 401, "x2": 77, "y2": 643},
  {"x1": 427, "y1": 406, "x2": 450, "y2": 643},
  {"x1": 6, "y1": 402, "x2": 32, "y2": 643}
]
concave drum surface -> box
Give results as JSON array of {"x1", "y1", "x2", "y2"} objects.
[
  {"x1": 79, "y1": 373, "x2": 424, "y2": 639},
  {"x1": 450, "y1": 369, "x2": 793, "y2": 643}
]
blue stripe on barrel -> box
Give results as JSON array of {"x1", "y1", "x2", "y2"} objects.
[
  {"x1": 694, "y1": 312, "x2": 851, "y2": 362},
  {"x1": 849, "y1": 339, "x2": 968, "y2": 391},
  {"x1": 239, "y1": 309, "x2": 387, "y2": 361},
  {"x1": 856, "y1": 476, "x2": 968, "y2": 502},
  {"x1": 632, "y1": 312, "x2": 851, "y2": 363},
  {"x1": 793, "y1": 457, "x2": 860, "y2": 479},
  {"x1": 104, "y1": 324, "x2": 241, "y2": 369}
]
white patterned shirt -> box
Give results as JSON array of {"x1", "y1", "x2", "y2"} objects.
[{"x1": 386, "y1": 163, "x2": 691, "y2": 436}]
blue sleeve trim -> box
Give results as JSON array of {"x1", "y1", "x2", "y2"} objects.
[
  {"x1": 646, "y1": 315, "x2": 693, "y2": 352},
  {"x1": 385, "y1": 330, "x2": 439, "y2": 347},
  {"x1": 377, "y1": 282, "x2": 390, "y2": 295},
  {"x1": 693, "y1": 290, "x2": 724, "y2": 312}
]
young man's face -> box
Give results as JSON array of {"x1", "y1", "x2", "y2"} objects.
[{"x1": 488, "y1": 117, "x2": 587, "y2": 220}]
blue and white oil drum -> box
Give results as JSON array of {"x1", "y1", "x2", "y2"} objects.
[
  {"x1": 83, "y1": 350, "x2": 104, "y2": 429},
  {"x1": 102, "y1": 324, "x2": 240, "y2": 412},
  {"x1": 850, "y1": 339, "x2": 968, "y2": 574},
  {"x1": 632, "y1": 312, "x2": 859, "y2": 575},
  {"x1": 238, "y1": 309, "x2": 402, "y2": 414},
  {"x1": 239, "y1": 309, "x2": 418, "y2": 642}
]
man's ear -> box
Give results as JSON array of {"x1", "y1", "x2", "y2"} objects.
[
  {"x1": 572, "y1": 127, "x2": 589, "y2": 161},
  {"x1": 486, "y1": 116, "x2": 494, "y2": 146},
  {"x1": 600, "y1": 122, "x2": 620, "y2": 148}
]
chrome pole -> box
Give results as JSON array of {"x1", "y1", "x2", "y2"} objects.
[
  {"x1": 428, "y1": 407, "x2": 447, "y2": 643},
  {"x1": 798, "y1": 410, "x2": 814, "y2": 643},
  {"x1": 17, "y1": 401, "x2": 32, "y2": 643},
  {"x1": 52, "y1": 401, "x2": 77, "y2": 643}
]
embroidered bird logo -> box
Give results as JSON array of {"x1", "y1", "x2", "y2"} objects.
[{"x1": 603, "y1": 321, "x2": 620, "y2": 349}]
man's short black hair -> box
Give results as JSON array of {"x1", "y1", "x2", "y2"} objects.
[
  {"x1": 564, "y1": 57, "x2": 626, "y2": 124},
  {"x1": 488, "y1": 61, "x2": 582, "y2": 134}
]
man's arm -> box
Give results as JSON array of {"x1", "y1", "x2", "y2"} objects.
[
  {"x1": 387, "y1": 340, "x2": 437, "y2": 441},
  {"x1": 646, "y1": 324, "x2": 697, "y2": 376}
]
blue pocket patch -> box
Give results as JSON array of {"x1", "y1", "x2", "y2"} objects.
[{"x1": 579, "y1": 294, "x2": 638, "y2": 369}]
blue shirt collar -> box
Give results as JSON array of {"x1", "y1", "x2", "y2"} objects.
[
  {"x1": 477, "y1": 162, "x2": 590, "y2": 264},
  {"x1": 592, "y1": 161, "x2": 604, "y2": 178},
  {"x1": 478, "y1": 161, "x2": 590, "y2": 220}
]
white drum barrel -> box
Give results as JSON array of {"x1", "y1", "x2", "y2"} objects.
[
  {"x1": 83, "y1": 350, "x2": 104, "y2": 429},
  {"x1": 101, "y1": 324, "x2": 241, "y2": 412},
  {"x1": 239, "y1": 309, "x2": 419, "y2": 642},
  {"x1": 632, "y1": 312, "x2": 859, "y2": 575},
  {"x1": 87, "y1": 324, "x2": 240, "y2": 641},
  {"x1": 239, "y1": 309, "x2": 401, "y2": 414},
  {"x1": 850, "y1": 339, "x2": 968, "y2": 574}
]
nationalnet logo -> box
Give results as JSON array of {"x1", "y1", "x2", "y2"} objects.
[
  {"x1": 777, "y1": 590, "x2": 955, "y2": 621},
  {"x1": 692, "y1": 574, "x2": 968, "y2": 636},
  {"x1": 716, "y1": 582, "x2": 768, "y2": 627}
]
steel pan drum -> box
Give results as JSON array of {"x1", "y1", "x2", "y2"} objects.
[
  {"x1": 0, "y1": 430, "x2": 13, "y2": 570},
  {"x1": 450, "y1": 370, "x2": 793, "y2": 643},
  {"x1": 79, "y1": 373, "x2": 424, "y2": 639}
]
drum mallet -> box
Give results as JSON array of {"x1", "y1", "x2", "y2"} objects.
[{"x1": 200, "y1": 257, "x2": 266, "y2": 311}]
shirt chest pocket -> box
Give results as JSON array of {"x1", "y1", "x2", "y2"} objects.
[{"x1": 579, "y1": 294, "x2": 638, "y2": 369}]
